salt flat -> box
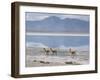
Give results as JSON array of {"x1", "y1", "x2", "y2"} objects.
[{"x1": 25, "y1": 47, "x2": 89, "y2": 67}]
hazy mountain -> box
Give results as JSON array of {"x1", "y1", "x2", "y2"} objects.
[
  {"x1": 58, "y1": 45, "x2": 89, "y2": 51},
  {"x1": 26, "y1": 42, "x2": 89, "y2": 52},
  {"x1": 26, "y1": 16, "x2": 89, "y2": 33},
  {"x1": 26, "y1": 42, "x2": 48, "y2": 48},
  {"x1": 58, "y1": 45, "x2": 67, "y2": 49}
]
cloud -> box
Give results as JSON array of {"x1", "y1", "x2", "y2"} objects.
[
  {"x1": 26, "y1": 12, "x2": 49, "y2": 21},
  {"x1": 25, "y1": 12, "x2": 89, "y2": 21}
]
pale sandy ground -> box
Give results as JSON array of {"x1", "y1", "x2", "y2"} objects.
[
  {"x1": 26, "y1": 59, "x2": 66, "y2": 67},
  {"x1": 26, "y1": 55, "x2": 89, "y2": 67},
  {"x1": 25, "y1": 47, "x2": 89, "y2": 67}
]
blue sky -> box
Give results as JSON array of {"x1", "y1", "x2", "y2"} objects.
[{"x1": 26, "y1": 36, "x2": 89, "y2": 48}]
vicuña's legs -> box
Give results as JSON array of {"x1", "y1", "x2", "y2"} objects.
[
  {"x1": 69, "y1": 48, "x2": 76, "y2": 59},
  {"x1": 50, "y1": 48, "x2": 57, "y2": 56},
  {"x1": 43, "y1": 48, "x2": 50, "y2": 56}
]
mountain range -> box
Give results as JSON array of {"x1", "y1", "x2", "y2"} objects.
[{"x1": 26, "y1": 16, "x2": 89, "y2": 33}]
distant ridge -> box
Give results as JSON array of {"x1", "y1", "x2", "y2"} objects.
[
  {"x1": 26, "y1": 42, "x2": 89, "y2": 51},
  {"x1": 26, "y1": 16, "x2": 89, "y2": 33}
]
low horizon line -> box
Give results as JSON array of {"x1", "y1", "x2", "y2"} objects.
[{"x1": 26, "y1": 32, "x2": 89, "y2": 36}]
